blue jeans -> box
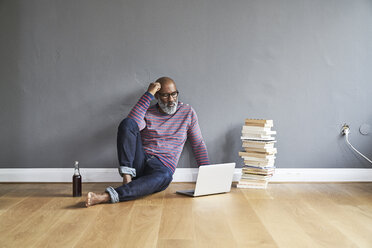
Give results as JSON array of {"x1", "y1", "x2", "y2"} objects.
[{"x1": 105, "y1": 118, "x2": 173, "y2": 203}]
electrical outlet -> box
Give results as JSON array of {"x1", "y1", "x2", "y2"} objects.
[{"x1": 341, "y1": 124, "x2": 350, "y2": 136}]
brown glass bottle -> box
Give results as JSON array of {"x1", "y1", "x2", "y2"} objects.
[{"x1": 72, "y1": 161, "x2": 82, "y2": 197}]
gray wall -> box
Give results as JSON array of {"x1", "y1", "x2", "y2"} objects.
[{"x1": 1, "y1": 0, "x2": 371, "y2": 169}]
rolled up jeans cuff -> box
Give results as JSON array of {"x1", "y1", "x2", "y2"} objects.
[
  {"x1": 119, "y1": 166, "x2": 136, "y2": 177},
  {"x1": 105, "y1": 186, "x2": 119, "y2": 203}
]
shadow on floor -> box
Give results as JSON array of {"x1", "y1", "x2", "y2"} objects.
[{"x1": 64, "y1": 201, "x2": 87, "y2": 209}]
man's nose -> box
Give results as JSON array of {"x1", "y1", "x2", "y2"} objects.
[{"x1": 167, "y1": 99, "x2": 175, "y2": 105}]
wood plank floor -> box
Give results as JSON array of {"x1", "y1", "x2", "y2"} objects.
[{"x1": 0, "y1": 182, "x2": 371, "y2": 248}]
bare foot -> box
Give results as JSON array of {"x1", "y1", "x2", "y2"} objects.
[
  {"x1": 123, "y1": 174, "x2": 132, "y2": 184},
  {"x1": 85, "y1": 192, "x2": 110, "y2": 207}
]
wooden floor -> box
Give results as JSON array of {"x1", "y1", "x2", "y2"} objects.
[{"x1": 0, "y1": 182, "x2": 372, "y2": 248}]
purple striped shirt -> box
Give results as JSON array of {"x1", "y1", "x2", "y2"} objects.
[{"x1": 128, "y1": 92, "x2": 210, "y2": 173}]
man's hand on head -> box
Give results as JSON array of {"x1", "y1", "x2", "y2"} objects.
[{"x1": 147, "y1": 82, "x2": 161, "y2": 96}]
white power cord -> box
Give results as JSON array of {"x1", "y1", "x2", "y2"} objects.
[{"x1": 342, "y1": 124, "x2": 372, "y2": 165}]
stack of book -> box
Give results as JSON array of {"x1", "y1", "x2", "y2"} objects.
[{"x1": 238, "y1": 119, "x2": 277, "y2": 189}]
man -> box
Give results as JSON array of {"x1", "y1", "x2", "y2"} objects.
[{"x1": 86, "y1": 77, "x2": 209, "y2": 207}]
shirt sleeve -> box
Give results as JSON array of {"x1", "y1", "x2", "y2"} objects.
[
  {"x1": 127, "y1": 91, "x2": 154, "y2": 131},
  {"x1": 187, "y1": 108, "x2": 210, "y2": 166}
]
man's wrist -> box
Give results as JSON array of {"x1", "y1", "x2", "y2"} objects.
[
  {"x1": 147, "y1": 90, "x2": 155, "y2": 96},
  {"x1": 145, "y1": 91, "x2": 155, "y2": 99}
]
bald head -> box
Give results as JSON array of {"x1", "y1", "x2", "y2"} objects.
[{"x1": 155, "y1": 76, "x2": 176, "y2": 88}]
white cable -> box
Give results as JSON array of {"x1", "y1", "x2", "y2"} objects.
[{"x1": 345, "y1": 133, "x2": 372, "y2": 164}]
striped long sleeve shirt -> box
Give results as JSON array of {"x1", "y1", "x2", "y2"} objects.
[{"x1": 127, "y1": 92, "x2": 210, "y2": 173}]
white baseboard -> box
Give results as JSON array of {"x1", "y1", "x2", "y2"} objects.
[{"x1": 0, "y1": 168, "x2": 372, "y2": 183}]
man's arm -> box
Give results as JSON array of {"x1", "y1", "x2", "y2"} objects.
[
  {"x1": 123, "y1": 82, "x2": 161, "y2": 183},
  {"x1": 127, "y1": 82, "x2": 161, "y2": 131},
  {"x1": 187, "y1": 108, "x2": 210, "y2": 166}
]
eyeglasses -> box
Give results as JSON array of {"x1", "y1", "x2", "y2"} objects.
[{"x1": 158, "y1": 91, "x2": 179, "y2": 99}]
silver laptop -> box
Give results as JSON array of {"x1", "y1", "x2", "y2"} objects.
[{"x1": 176, "y1": 162, "x2": 236, "y2": 197}]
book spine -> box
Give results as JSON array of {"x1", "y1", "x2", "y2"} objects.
[
  {"x1": 241, "y1": 137, "x2": 275, "y2": 141},
  {"x1": 241, "y1": 129, "x2": 277, "y2": 135},
  {"x1": 241, "y1": 156, "x2": 276, "y2": 161},
  {"x1": 242, "y1": 144, "x2": 275, "y2": 149},
  {"x1": 243, "y1": 148, "x2": 277, "y2": 154},
  {"x1": 239, "y1": 152, "x2": 275, "y2": 158},
  {"x1": 244, "y1": 119, "x2": 273, "y2": 125},
  {"x1": 242, "y1": 126, "x2": 272, "y2": 132}
]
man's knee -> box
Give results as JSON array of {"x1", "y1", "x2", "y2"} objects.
[
  {"x1": 156, "y1": 171, "x2": 173, "y2": 191},
  {"x1": 118, "y1": 117, "x2": 138, "y2": 132}
]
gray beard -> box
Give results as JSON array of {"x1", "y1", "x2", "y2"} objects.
[{"x1": 157, "y1": 98, "x2": 178, "y2": 115}]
